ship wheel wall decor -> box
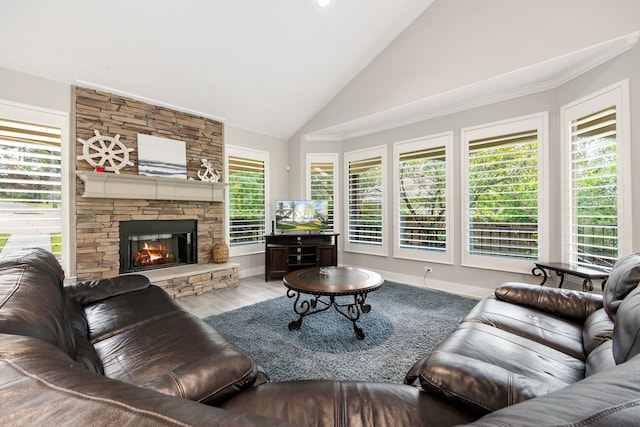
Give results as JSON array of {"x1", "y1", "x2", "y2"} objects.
[{"x1": 77, "y1": 130, "x2": 135, "y2": 173}]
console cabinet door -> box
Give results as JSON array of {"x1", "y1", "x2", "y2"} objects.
[
  {"x1": 317, "y1": 245, "x2": 337, "y2": 267},
  {"x1": 266, "y1": 247, "x2": 288, "y2": 280}
]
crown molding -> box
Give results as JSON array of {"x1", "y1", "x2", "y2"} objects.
[{"x1": 303, "y1": 134, "x2": 344, "y2": 142}]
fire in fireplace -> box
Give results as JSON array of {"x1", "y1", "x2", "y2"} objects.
[
  {"x1": 119, "y1": 220, "x2": 197, "y2": 274},
  {"x1": 133, "y1": 241, "x2": 175, "y2": 268}
]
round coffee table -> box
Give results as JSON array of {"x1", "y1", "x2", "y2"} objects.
[{"x1": 283, "y1": 266, "x2": 383, "y2": 340}]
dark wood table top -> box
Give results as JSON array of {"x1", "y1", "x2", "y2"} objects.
[
  {"x1": 534, "y1": 261, "x2": 610, "y2": 279},
  {"x1": 283, "y1": 266, "x2": 383, "y2": 296}
]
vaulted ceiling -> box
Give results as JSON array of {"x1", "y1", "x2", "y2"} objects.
[{"x1": 0, "y1": 0, "x2": 433, "y2": 139}]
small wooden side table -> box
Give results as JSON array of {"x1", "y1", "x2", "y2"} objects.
[{"x1": 532, "y1": 262, "x2": 610, "y2": 292}]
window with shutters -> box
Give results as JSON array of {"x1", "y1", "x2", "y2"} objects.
[
  {"x1": 0, "y1": 117, "x2": 63, "y2": 259},
  {"x1": 344, "y1": 146, "x2": 386, "y2": 256},
  {"x1": 561, "y1": 81, "x2": 631, "y2": 269},
  {"x1": 306, "y1": 153, "x2": 337, "y2": 233},
  {"x1": 462, "y1": 114, "x2": 548, "y2": 272},
  {"x1": 225, "y1": 146, "x2": 268, "y2": 254},
  {"x1": 393, "y1": 133, "x2": 452, "y2": 263}
]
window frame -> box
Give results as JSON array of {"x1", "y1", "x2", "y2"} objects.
[
  {"x1": 343, "y1": 145, "x2": 387, "y2": 257},
  {"x1": 0, "y1": 100, "x2": 71, "y2": 275},
  {"x1": 393, "y1": 132, "x2": 453, "y2": 264},
  {"x1": 305, "y1": 153, "x2": 339, "y2": 234},
  {"x1": 225, "y1": 145, "x2": 270, "y2": 257},
  {"x1": 560, "y1": 80, "x2": 632, "y2": 266},
  {"x1": 461, "y1": 112, "x2": 549, "y2": 273}
]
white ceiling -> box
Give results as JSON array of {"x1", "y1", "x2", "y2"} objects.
[{"x1": 0, "y1": 0, "x2": 433, "y2": 139}]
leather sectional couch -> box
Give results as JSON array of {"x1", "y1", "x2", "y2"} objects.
[
  {"x1": 1, "y1": 247, "x2": 640, "y2": 426},
  {"x1": 407, "y1": 253, "x2": 640, "y2": 425}
]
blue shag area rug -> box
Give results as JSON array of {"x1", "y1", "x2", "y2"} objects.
[{"x1": 203, "y1": 281, "x2": 478, "y2": 383}]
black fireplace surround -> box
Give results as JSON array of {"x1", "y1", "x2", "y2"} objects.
[{"x1": 119, "y1": 219, "x2": 197, "y2": 274}]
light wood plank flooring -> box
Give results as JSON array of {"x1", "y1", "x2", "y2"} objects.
[{"x1": 176, "y1": 275, "x2": 287, "y2": 318}]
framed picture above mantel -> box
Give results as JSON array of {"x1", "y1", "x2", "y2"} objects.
[{"x1": 137, "y1": 134, "x2": 187, "y2": 179}]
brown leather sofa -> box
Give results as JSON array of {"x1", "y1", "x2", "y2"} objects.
[
  {"x1": 406, "y1": 252, "x2": 640, "y2": 426},
  {"x1": 0, "y1": 248, "x2": 470, "y2": 426},
  {"x1": 1, "y1": 247, "x2": 640, "y2": 426}
]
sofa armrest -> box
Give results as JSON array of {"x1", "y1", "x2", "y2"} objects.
[
  {"x1": 417, "y1": 351, "x2": 558, "y2": 414},
  {"x1": 141, "y1": 352, "x2": 265, "y2": 405},
  {"x1": 64, "y1": 274, "x2": 151, "y2": 305},
  {"x1": 495, "y1": 282, "x2": 603, "y2": 323},
  {"x1": 463, "y1": 354, "x2": 640, "y2": 427}
]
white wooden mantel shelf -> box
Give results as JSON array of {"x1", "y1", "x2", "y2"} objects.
[{"x1": 76, "y1": 171, "x2": 226, "y2": 202}]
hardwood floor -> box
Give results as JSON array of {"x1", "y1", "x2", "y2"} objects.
[{"x1": 176, "y1": 275, "x2": 287, "y2": 318}]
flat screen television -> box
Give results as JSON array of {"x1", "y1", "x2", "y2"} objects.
[{"x1": 275, "y1": 200, "x2": 331, "y2": 232}]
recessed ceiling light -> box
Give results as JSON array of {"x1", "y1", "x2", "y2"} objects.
[{"x1": 317, "y1": 0, "x2": 330, "y2": 7}]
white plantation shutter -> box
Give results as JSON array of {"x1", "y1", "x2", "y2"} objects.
[
  {"x1": 0, "y1": 118, "x2": 62, "y2": 258},
  {"x1": 462, "y1": 113, "x2": 547, "y2": 272},
  {"x1": 561, "y1": 81, "x2": 631, "y2": 269},
  {"x1": 567, "y1": 107, "x2": 618, "y2": 267},
  {"x1": 395, "y1": 133, "x2": 451, "y2": 263},
  {"x1": 467, "y1": 129, "x2": 539, "y2": 260},
  {"x1": 344, "y1": 146, "x2": 386, "y2": 255},
  {"x1": 308, "y1": 157, "x2": 336, "y2": 232},
  {"x1": 227, "y1": 154, "x2": 266, "y2": 246}
]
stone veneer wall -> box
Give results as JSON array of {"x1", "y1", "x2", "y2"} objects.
[{"x1": 74, "y1": 87, "x2": 226, "y2": 287}]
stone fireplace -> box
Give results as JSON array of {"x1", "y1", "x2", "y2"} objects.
[{"x1": 74, "y1": 87, "x2": 238, "y2": 298}]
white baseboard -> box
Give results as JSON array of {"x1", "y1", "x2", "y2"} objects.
[
  {"x1": 240, "y1": 264, "x2": 492, "y2": 300},
  {"x1": 239, "y1": 266, "x2": 265, "y2": 279},
  {"x1": 342, "y1": 264, "x2": 491, "y2": 300}
]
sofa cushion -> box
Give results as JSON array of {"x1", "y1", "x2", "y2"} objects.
[
  {"x1": 495, "y1": 282, "x2": 603, "y2": 323},
  {"x1": 0, "y1": 251, "x2": 76, "y2": 359},
  {"x1": 414, "y1": 322, "x2": 584, "y2": 413},
  {"x1": 464, "y1": 295, "x2": 585, "y2": 360},
  {"x1": 582, "y1": 307, "x2": 613, "y2": 355},
  {"x1": 84, "y1": 285, "x2": 262, "y2": 404},
  {"x1": 0, "y1": 334, "x2": 283, "y2": 427},
  {"x1": 222, "y1": 380, "x2": 477, "y2": 427},
  {"x1": 66, "y1": 298, "x2": 104, "y2": 374},
  {"x1": 82, "y1": 285, "x2": 184, "y2": 341},
  {"x1": 612, "y1": 285, "x2": 640, "y2": 364},
  {"x1": 585, "y1": 340, "x2": 615, "y2": 377},
  {"x1": 603, "y1": 252, "x2": 640, "y2": 320}
]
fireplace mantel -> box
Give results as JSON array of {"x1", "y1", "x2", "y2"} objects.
[{"x1": 76, "y1": 171, "x2": 226, "y2": 202}]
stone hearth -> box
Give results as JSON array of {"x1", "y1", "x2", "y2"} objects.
[{"x1": 134, "y1": 262, "x2": 240, "y2": 299}]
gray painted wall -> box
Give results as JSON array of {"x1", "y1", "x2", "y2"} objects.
[
  {"x1": 0, "y1": 67, "x2": 71, "y2": 113},
  {"x1": 224, "y1": 125, "x2": 288, "y2": 276}
]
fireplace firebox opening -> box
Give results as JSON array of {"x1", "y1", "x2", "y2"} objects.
[{"x1": 119, "y1": 220, "x2": 197, "y2": 274}]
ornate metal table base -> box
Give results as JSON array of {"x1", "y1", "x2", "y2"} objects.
[
  {"x1": 283, "y1": 266, "x2": 383, "y2": 340},
  {"x1": 287, "y1": 289, "x2": 372, "y2": 340},
  {"x1": 532, "y1": 262, "x2": 609, "y2": 292}
]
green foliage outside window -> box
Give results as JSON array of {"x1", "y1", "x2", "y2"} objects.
[{"x1": 398, "y1": 156, "x2": 446, "y2": 251}]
